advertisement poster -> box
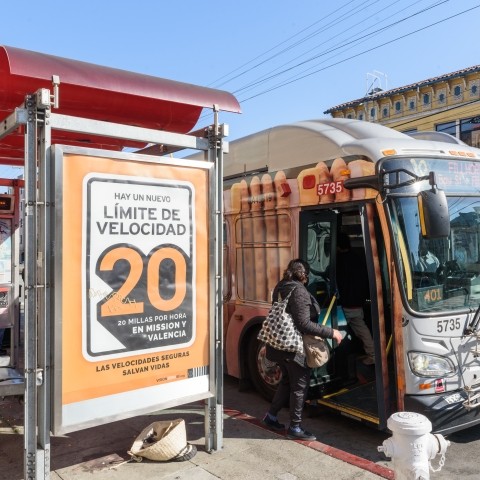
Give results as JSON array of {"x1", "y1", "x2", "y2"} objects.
[
  {"x1": 84, "y1": 174, "x2": 195, "y2": 360},
  {"x1": 55, "y1": 150, "x2": 212, "y2": 433}
]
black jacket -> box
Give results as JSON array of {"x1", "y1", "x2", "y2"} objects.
[
  {"x1": 266, "y1": 279, "x2": 334, "y2": 367},
  {"x1": 336, "y1": 249, "x2": 369, "y2": 308}
]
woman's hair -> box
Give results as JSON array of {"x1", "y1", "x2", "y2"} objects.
[{"x1": 283, "y1": 258, "x2": 310, "y2": 282}]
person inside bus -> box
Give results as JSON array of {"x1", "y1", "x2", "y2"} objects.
[
  {"x1": 417, "y1": 241, "x2": 440, "y2": 273},
  {"x1": 262, "y1": 259, "x2": 343, "y2": 441},
  {"x1": 335, "y1": 233, "x2": 375, "y2": 366}
]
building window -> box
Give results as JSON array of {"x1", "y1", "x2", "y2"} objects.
[
  {"x1": 453, "y1": 85, "x2": 462, "y2": 98},
  {"x1": 470, "y1": 81, "x2": 479, "y2": 97},
  {"x1": 347, "y1": 114, "x2": 353, "y2": 119},
  {"x1": 438, "y1": 92, "x2": 446, "y2": 103},
  {"x1": 382, "y1": 106, "x2": 389, "y2": 118},
  {"x1": 395, "y1": 101, "x2": 402, "y2": 113},
  {"x1": 358, "y1": 113, "x2": 364, "y2": 120},
  {"x1": 436, "y1": 120, "x2": 456, "y2": 137},
  {"x1": 370, "y1": 107, "x2": 376, "y2": 118},
  {"x1": 409, "y1": 100, "x2": 415, "y2": 110},
  {"x1": 460, "y1": 117, "x2": 480, "y2": 148},
  {"x1": 423, "y1": 93, "x2": 430, "y2": 105}
]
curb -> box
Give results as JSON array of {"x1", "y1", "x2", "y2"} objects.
[{"x1": 224, "y1": 407, "x2": 394, "y2": 480}]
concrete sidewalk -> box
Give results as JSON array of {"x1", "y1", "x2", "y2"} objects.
[{"x1": 0, "y1": 397, "x2": 394, "y2": 480}]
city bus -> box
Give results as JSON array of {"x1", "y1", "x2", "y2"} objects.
[{"x1": 219, "y1": 118, "x2": 480, "y2": 434}]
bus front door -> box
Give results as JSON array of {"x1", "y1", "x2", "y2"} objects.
[{"x1": 300, "y1": 206, "x2": 393, "y2": 430}]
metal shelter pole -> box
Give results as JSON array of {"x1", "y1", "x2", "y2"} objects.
[
  {"x1": 23, "y1": 89, "x2": 52, "y2": 480},
  {"x1": 23, "y1": 94, "x2": 41, "y2": 479},
  {"x1": 37, "y1": 90, "x2": 53, "y2": 479},
  {"x1": 205, "y1": 105, "x2": 226, "y2": 452}
]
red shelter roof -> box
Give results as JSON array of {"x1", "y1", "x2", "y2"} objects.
[{"x1": 0, "y1": 45, "x2": 241, "y2": 165}]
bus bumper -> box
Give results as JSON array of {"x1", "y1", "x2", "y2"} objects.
[{"x1": 404, "y1": 390, "x2": 480, "y2": 435}]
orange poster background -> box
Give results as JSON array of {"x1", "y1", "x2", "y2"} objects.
[{"x1": 60, "y1": 153, "x2": 210, "y2": 405}]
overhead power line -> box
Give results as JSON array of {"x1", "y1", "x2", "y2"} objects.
[
  {"x1": 208, "y1": 0, "x2": 362, "y2": 88},
  {"x1": 232, "y1": 0, "x2": 448, "y2": 96},
  {"x1": 199, "y1": 1, "x2": 461, "y2": 121},
  {"x1": 238, "y1": 3, "x2": 480, "y2": 103}
]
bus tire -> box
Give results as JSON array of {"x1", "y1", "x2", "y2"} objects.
[{"x1": 247, "y1": 330, "x2": 282, "y2": 402}]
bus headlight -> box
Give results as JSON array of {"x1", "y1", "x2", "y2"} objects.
[{"x1": 408, "y1": 352, "x2": 455, "y2": 377}]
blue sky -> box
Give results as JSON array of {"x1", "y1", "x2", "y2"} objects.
[{"x1": 2, "y1": 0, "x2": 480, "y2": 146}]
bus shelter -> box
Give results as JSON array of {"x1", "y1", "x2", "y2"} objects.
[{"x1": 0, "y1": 45, "x2": 240, "y2": 480}]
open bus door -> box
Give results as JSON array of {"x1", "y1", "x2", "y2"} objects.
[
  {"x1": 299, "y1": 209, "x2": 346, "y2": 395},
  {"x1": 299, "y1": 205, "x2": 395, "y2": 430}
]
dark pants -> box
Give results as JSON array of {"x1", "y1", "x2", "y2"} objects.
[{"x1": 268, "y1": 357, "x2": 311, "y2": 428}]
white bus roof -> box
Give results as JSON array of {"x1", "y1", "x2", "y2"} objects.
[{"x1": 220, "y1": 118, "x2": 479, "y2": 178}]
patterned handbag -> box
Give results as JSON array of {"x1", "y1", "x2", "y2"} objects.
[{"x1": 257, "y1": 287, "x2": 304, "y2": 354}]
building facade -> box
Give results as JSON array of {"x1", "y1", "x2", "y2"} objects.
[{"x1": 324, "y1": 66, "x2": 480, "y2": 147}]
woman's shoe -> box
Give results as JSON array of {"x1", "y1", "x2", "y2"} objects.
[
  {"x1": 287, "y1": 426, "x2": 316, "y2": 441},
  {"x1": 262, "y1": 414, "x2": 285, "y2": 431}
]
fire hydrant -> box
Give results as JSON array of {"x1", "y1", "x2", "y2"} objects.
[{"x1": 378, "y1": 412, "x2": 450, "y2": 479}]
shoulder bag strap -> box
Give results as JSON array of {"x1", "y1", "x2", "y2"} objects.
[{"x1": 279, "y1": 285, "x2": 297, "y2": 302}]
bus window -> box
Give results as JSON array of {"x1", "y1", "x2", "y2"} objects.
[
  {"x1": 234, "y1": 212, "x2": 292, "y2": 302},
  {"x1": 305, "y1": 220, "x2": 331, "y2": 308},
  {"x1": 223, "y1": 221, "x2": 231, "y2": 302},
  {"x1": 391, "y1": 196, "x2": 480, "y2": 312}
]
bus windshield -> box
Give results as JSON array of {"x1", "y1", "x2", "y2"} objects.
[{"x1": 390, "y1": 195, "x2": 480, "y2": 313}]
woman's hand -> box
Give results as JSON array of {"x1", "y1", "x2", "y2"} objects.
[{"x1": 332, "y1": 329, "x2": 343, "y2": 344}]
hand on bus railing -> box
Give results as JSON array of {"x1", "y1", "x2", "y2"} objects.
[{"x1": 332, "y1": 329, "x2": 343, "y2": 345}]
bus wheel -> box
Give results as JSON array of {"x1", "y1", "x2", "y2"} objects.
[{"x1": 247, "y1": 333, "x2": 282, "y2": 401}]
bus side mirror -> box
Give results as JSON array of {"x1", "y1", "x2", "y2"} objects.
[{"x1": 417, "y1": 188, "x2": 450, "y2": 238}]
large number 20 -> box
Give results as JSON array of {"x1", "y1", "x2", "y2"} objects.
[{"x1": 98, "y1": 246, "x2": 187, "y2": 317}]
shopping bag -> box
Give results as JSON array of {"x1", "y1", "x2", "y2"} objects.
[{"x1": 128, "y1": 419, "x2": 196, "y2": 462}]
